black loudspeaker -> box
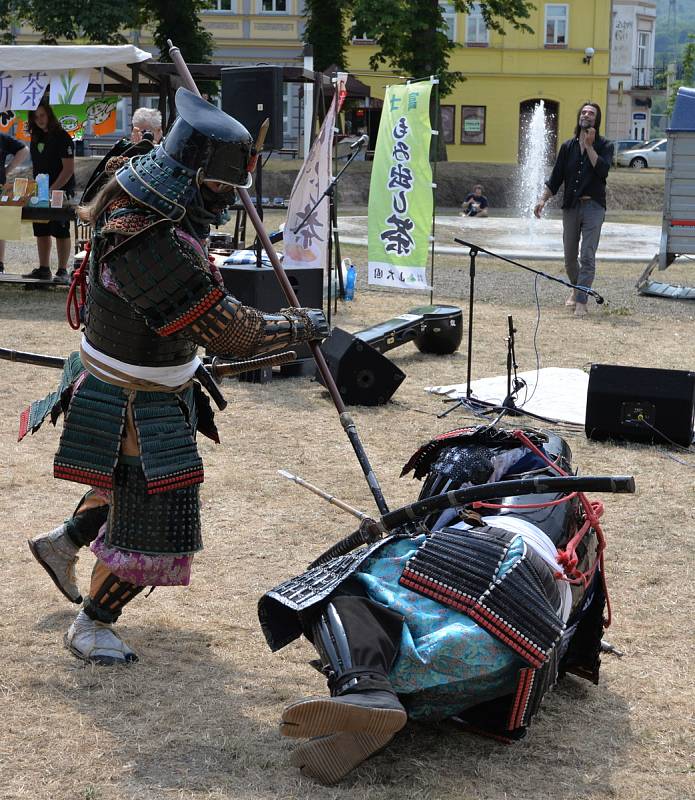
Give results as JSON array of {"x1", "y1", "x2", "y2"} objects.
[
  {"x1": 221, "y1": 66, "x2": 284, "y2": 150},
  {"x1": 218, "y1": 263, "x2": 323, "y2": 312},
  {"x1": 319, "y1": 327, "x2": 406, "y2": 406},
  {"x1": 585, "y1": 364, "x2": 695, "y2": 447}
]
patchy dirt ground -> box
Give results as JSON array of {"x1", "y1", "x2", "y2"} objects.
[{"x1": 1, "y1": 250, "x2": 693, "y2": 800}]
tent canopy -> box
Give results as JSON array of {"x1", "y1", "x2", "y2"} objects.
[
  {"x1": 0, "y1": 44, "x2": 152, "y2": 72},
  {"x1": 0, "y1": 44, "x2": 154, "y2": 94}
]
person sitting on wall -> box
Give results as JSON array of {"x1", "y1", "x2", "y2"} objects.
[{"x1": 462, "y1": 184, "x2": 489, "y2": 217}]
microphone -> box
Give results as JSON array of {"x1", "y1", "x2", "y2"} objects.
[{"x1": 350, "y1": 134, "x2": 369, "y2": 150}]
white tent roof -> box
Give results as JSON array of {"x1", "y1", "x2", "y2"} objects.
[{"x1": 0, "y1": 44, "x2": 153, "y2": 72}]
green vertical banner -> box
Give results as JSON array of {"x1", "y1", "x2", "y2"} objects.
[{"x1": 368, "y1": 79, "x2": 434, "y2": 290}]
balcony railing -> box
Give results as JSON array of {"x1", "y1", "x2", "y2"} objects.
[{"x1": 632, "y1": 63, "x2": 684, "y2": 91}]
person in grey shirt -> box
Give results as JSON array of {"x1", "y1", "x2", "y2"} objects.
[{"x1": 534, "y1": 102, "x2": 614, "y2": 317}]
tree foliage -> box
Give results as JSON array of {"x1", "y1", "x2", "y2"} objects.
[
  {"x1": 0, "y1": 0, "x2": 213, "y2": 63},
  {"x1": 668, "y1": 33, "x2": 695, "y2": 114},
  {"x1": 303, "y1": 0, "x2": 350, "y2": 72}
]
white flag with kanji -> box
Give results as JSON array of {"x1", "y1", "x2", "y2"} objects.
[{"x1": 283, "y1": 73, "x2": 346, "y2": 270}]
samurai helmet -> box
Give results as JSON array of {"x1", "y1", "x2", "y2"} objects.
[{"x1": 116, "y1": 88, "x2": 253, "y2": 221}]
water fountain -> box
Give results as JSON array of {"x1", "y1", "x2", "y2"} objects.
[{"x1": 517, "y1": 100, "x2": 553, "y2": 223}]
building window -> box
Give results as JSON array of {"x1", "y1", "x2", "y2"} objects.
[
  {"x1": 440, "y1": 4, "x2": 456, "y2": 42},
  {"x1": 461, "y1": 105, "x2": 486, "y2": 144},
  {"x1": 545, "y1": 4, "x2": 568, "y2": 46},
  {"x1": 466, "y1": 3, "x2": 488, "y2": 46},
  {"x1": 209, "y1": 0, "x2": 236, "y2": 11},
  {"x1": 259, "y1": 0, "x2": 288, "y2": 12},
  {"x1": 440, "y1": 105, "x2": 455, "y2": 144}
]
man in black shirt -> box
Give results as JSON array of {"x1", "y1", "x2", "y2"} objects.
[
  {"x1": 22, "y1": 101, "x2": 75, "y2": 284},
  {"x1": 0, "y1": 131, "x2": 29, "y2": 273},
  {"x1": 534, "y1": 102, "x2": 613, "y2": 317}
]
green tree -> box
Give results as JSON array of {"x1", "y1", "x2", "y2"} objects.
[
  {"x1": 0, "y1": 0, "x2": 213, "y2": 63},
  {"x1": 668, "y1": 33, "x2": 695, "y2": 114},
  {"x1": 303, "y1": 0, "x2": 350, "y2": 72}
]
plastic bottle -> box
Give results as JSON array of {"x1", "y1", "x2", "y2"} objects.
[
  {"x1": 344, "y1": 262, "x2": 356, "y2": 301},
  {"x1": 36, "y1": 173, "x2": 49, "y2": 203}
]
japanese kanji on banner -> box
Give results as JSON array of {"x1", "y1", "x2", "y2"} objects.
[
  {"x1": 283, "y1": 73, "x2": 347, "y2": 269},
  {"x1": 368, "y1": 79, "x2": 434, "y2": 290}
]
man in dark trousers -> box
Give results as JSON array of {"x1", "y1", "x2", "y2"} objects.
[{"x1": 534, "y1": 102, "x2": 613, "y2": 317}]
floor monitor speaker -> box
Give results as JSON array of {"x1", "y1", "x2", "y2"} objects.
[
  {"x1": 221, "y1": 66, "x2": 284, "y2": 150},
  {"x1": 319, "y1": 327, "x2": 406, "y2": 406},
  {"x1": 585, "y1": 363, "x2": 695, "y2": 446}
]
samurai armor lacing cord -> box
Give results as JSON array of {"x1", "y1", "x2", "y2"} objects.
[
  {"x1": 54, "y1": 377, "x2": 203, "y2": 495},
  {"x1": 399, "y1": 525, "x2": 565, "y2": 668},
  {"x1": 54, "y1": 374, "x2": 128, "y2": 489}
]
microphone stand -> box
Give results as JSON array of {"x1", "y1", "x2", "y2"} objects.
[
  {"x1": 439, "y1": 238, "x2": 604, "y2": 424},
  {"x1": 292, "y1": 140, "x2": 367, "y2": 324}
]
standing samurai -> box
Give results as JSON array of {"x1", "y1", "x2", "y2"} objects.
[{"x1": 23, "y1": 89, "x2": 328, "y2": 666}]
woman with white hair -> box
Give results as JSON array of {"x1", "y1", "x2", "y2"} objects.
[{"x1": 130, "y1": 107, "x2": 163, "y2": 144}]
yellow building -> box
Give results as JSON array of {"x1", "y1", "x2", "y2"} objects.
[{"x1": 348, "y1": 1, "x2": 611, "y2": 163}]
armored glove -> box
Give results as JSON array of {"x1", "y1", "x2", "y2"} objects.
[{"x1": 283, "y1": 307, "x2": 330, "y2": 343}]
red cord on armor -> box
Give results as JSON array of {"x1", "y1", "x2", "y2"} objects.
[
  {"x1": 472, "y1": 493, "x2": 578, "y2": 511},
  {"x1": 512, "y1": 430, "x2": 612, "y2": 627},
  {"x1": 67, "y1": 242, "x2": 90, "y2": 331}
]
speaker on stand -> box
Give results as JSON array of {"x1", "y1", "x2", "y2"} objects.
[
  {"x1": 585, "y1": 364, "x2": 695, "y2": 447},
  {"x1": 221, "y1": 66, "x2": 284, "y2": 151}
]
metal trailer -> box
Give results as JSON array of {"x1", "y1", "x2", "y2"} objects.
[{"x1": 637, "y1": 87, "x2": 695, "y2": 299}]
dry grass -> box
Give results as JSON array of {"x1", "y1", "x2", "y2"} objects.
[{"x1": 0, "y1": 255, "x2": 693, "y2": 800}]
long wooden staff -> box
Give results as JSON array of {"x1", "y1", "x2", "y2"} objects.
[{"x1": 166, "y1": 40, "x2": 390, "y2": 515}]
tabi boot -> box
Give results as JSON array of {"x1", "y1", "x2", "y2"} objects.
[
  {"x1": 28, "y1": 524, "x2": 82, "y2": 603},
  {"x1": 64, "y1": 564, "x2": 144, "y2": 665},
  {"x1": 64, "y1": 609, "x2": 138, "y2": 666},
  {"x1": 282, "y1": 597, "x2": 406, "y2": 782},
  {"x1": 289, "y1": 731, "x2": 396, "y2": 785}
]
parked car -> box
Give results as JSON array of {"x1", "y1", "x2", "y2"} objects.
[
  {"x1": 617, "y1": 138, "x2": 668, "y2": 169},
  {"x1": 612, "y1": 138, "x2": 644, "y2": 164}
]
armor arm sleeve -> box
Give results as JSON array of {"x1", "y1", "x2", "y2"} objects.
[{"x1": 104, "y1": 219, "x2": 327, "y2": 357}]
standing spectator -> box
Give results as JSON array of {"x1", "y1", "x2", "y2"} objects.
[
  {"x1": 534, "y1": 102, "x2": 613, "y2": 317},
  {"x1": 0, "y1": 130, "x2": 29, "y2": 273},
  {"x1": 462, "y1": 184, "x2": 489, "y2": 217},
  {"x1": 22, "y1": 100, "x2": 75, "y2": 284}
]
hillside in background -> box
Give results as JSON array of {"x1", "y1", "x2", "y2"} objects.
[{"x1": 655, "y1": 0, "x2": 695, "y2": 62}]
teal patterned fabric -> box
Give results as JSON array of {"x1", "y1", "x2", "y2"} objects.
[{"x1": 355, "y1": 535, "x2": 525, "y2": 720}]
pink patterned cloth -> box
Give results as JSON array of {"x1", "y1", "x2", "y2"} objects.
[{"x1": 91, "y1": 526, "x2": 194, "y2": 586}]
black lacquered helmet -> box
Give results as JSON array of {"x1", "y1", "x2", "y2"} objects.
[{"x1": 164, "y1": 88, "x2": 253, "y2": 188}]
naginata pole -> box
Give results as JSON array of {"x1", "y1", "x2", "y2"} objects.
[{"x1": 167, "y1": 40, "x2": 391, "y2": 516}]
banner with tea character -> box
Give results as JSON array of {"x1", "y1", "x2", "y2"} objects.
[{"x1": 368, "y1": 79, "x2": 435, "y2": 291}]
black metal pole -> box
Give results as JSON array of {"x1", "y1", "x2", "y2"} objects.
[{"x1": 466, "y1": 246, "x2": 477, "y2": 402}]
